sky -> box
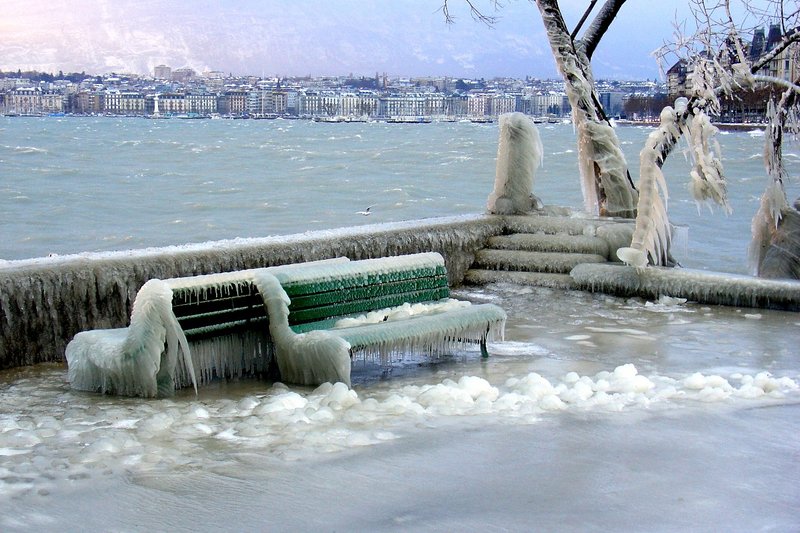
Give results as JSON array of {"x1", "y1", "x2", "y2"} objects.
[{"x1": 1, "y1": 0, "x2": 698, "y2": 80}]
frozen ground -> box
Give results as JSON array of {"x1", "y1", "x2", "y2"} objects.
[{"x1": 2, "y1": 283, "x2": 799, "y2": 531}]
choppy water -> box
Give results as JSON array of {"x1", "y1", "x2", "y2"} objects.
[
  {"x1": 3, "y1": 116, "x2": 798, "y2": 274},
  {"x1": 1, "y1": 116, "x2": 799, "y2": 531}
]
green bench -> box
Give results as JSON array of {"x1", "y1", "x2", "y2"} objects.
[{"x1": 66, "y1": 253, "x2": 507, "y2": 396}]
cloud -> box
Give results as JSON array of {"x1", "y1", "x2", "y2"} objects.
[{"x1": 0, "y1": 0, "x2": 678, "y2": 79}]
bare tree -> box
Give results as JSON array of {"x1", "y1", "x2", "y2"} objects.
[
  {"x1": 629, "y1": 0, "x2": 800, "y2": 274},
  {"x1": 442, "y1": 0, "x2": 800, "y2": 275}
]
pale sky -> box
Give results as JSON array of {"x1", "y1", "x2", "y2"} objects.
[{"x1": 1, "y1": 0, "x2": 699, "y2": 80}]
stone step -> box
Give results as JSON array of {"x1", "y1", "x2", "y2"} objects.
[
  {"x1": 488, "y1": 233, "x2": 610, "y2": 258},
  {"x1": 503, "y1": 214, "x2": 635, "y2": 238},
  {"x1": 472, "y1": 249, "x2": 607, "y2": 274},
  {"x1": 463, "y1": 269, "x2": 577, "y2": 289}
]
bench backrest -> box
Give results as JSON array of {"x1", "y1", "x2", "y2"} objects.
[
  {"x1": 171, "y1": 279, "x2": 266, "y2": 340},
  {"x1": 168, "y1": 253, "x2": 449, "y2": 339},
  {"x1": 277, "y1": 255, "x2": 450, "y2": 332}
]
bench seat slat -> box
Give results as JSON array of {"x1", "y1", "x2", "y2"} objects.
[
  {"x1": 183, "y1": 316, "x2": 269, "y2": 340},
  {"x1": 178, "y1": 305, "x2": 267, "y2": 332}
]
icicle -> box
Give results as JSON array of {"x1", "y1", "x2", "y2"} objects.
[
  {"x1": 684, "y1": 109, "x2": 730, "y2": 212},
  {"x1": 750, "y1": 95, "x2": 800, "y2": 279}
]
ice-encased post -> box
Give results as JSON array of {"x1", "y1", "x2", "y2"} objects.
[{"x1": 487, "y1": 112, "x2": 543, "y2": 215}]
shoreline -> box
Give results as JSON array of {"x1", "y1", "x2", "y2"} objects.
[{"x1": 615, "y1": 118, "x2": 766, "y2": 131}]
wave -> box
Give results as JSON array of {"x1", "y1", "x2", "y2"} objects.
[{"x1": 12, "y1": 146, "x2": 48, "y2": 154}]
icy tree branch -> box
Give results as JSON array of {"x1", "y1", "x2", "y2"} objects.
[
  {"x1": 440, "y1": 0, "x2": 502, "y2": 26},
  {"x1": 581, "y1": 0, "x2": 628, "y2": 59},
  {"x1": 618, "y1": 105, "x2": 680, "y2": 268}
]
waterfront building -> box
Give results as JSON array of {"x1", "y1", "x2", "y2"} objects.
[
  {"x1": 6, "y1": 87, "x2": 42, "y2": 114},
  {"x1": 598, "y1": 91, "x2": 625, "y2": 118},
  {"x1": 492, "y1": 94, "x2": 517, "y2": 116},
  {"x1": 186, "y1": 92, "x2": 216, "y2": 115},
  {"x1": 223, "y1": 90, "x2": 248, "y2": 115},
  {"x1": 103, "y1": 90, "x2": 145, "y2": 115},
  {"x1": 444, "y1": 95, "x2": 468, "y2": 117},
  {"x1": 467, "y1": 93, "x2": 492, "y2": 117},
  {"x1": 75, "y1": 90, "x2": 103, "y2": 114},
  {"x1": 666, "y1": 59, "x2": 688, "y2": 97},
  {"x1": 156, "y1": 92, "x2": 186, "y2": 115}
]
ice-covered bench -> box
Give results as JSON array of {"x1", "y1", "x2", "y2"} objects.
[{"x1": 66, "y1": 253, "x2": 506, "y2": 396}]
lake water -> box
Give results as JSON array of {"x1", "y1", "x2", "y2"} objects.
[
  {"x1": 3, "y1": 116, "x2": 798, "y2": 273},
  {"x1": 1, "y1": 116, "x2": 799, "y2": 531}
]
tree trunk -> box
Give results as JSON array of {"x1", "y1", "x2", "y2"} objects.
[{"x1": 535, "y1": 0, "x2": 638, "y2": 218}]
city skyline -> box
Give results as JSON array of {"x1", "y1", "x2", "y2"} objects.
[{"x1": 4, "y1": 1, "x2": 697, "y2": 81}]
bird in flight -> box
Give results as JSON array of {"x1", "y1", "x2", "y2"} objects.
[{"x1": 356, "y1": 205, "x2": 374, "y2": 216}]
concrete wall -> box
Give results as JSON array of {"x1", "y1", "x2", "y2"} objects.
[{"x1": 0, "y1": 215, "x2": 504, "y2": 369}]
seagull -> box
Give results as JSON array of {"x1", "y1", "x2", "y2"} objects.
[{"x1": 356, "y1": 205, "x2": 374, "y2": 216}]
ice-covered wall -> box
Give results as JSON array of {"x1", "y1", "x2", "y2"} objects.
[
  {"x1": 571, "y1": 263, "x2": 800, "y2": 311},
  {"x1": 0, "y1": 215, "x2": 504, "y2": 370}
]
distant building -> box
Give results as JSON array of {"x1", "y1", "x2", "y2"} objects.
[
  {"x1": 154, "y1": 65, "x2": 172, "y2": 80},
  {"x1": 750, "y1": 28, "x2": 766, "y2": 61},
  {"x1": 598, "y1": 91, "x2": 624, "y2": 117},
  {"x1": 103, "y1": 90, "x2": 145, "y2": 115},
  {"x1": 172, "y1": 68, "x2": 196, "y2": 83},
  {"x1": 666, "y1": 59, "x2": 688, "y2": 97}
]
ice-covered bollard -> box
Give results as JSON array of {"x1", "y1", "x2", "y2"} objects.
[{"x1": 487, "y1": 112, "x2": 543, "y2": 215}]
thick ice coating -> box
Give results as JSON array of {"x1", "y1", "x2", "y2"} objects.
[
  {"x1": 66, "y1": 279, "x2": 197, "y2": 397},
  {"x1": 487, "y1": 112, "x2": 543, "y2": 214},
  {"x1": 65, "y1": 253, "x2": 506, "y2": 394}
]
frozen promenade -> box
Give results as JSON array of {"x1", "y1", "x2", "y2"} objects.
[
  {"x1": 2, "y1": 282, "x2": 798, "y2": 531},
  {"x1": 4, "y1": 210, "x2": 800, "y2": 371}
]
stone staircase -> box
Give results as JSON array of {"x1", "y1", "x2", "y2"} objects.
[{"x1": 464, "y1": 214, "x2": 635, "y2": 289}]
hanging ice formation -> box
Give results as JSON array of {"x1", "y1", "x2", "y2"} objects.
[
  {"x1": 617, "y1": 103, "x2": 681, "y2": 268},
  {"x1": 487, "y1": 112, "x2": 543, "y2": 214},
  {"x1": 672, "y1": 60, "x2": 730, "y2": 213},
  {"x1": 749, "y1": 96, "x2": 800, "y2": 279},
  {"x1": 253, "y1": 270, "x2": 353, "y2": 387},
  {"x1": 66, "y1": 279, "x2": 197, "y2": 397},
  {"x1": 619, "y1": 65, "x2": 732, "y2": 269}
]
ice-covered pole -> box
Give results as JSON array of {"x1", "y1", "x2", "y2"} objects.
[{"x1": 487, "y1": 112, "x2": 543, "y2": 215}]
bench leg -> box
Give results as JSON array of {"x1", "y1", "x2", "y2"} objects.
[{"x1": 480, "y1": 337, "x2": 489, "y2": 359}]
